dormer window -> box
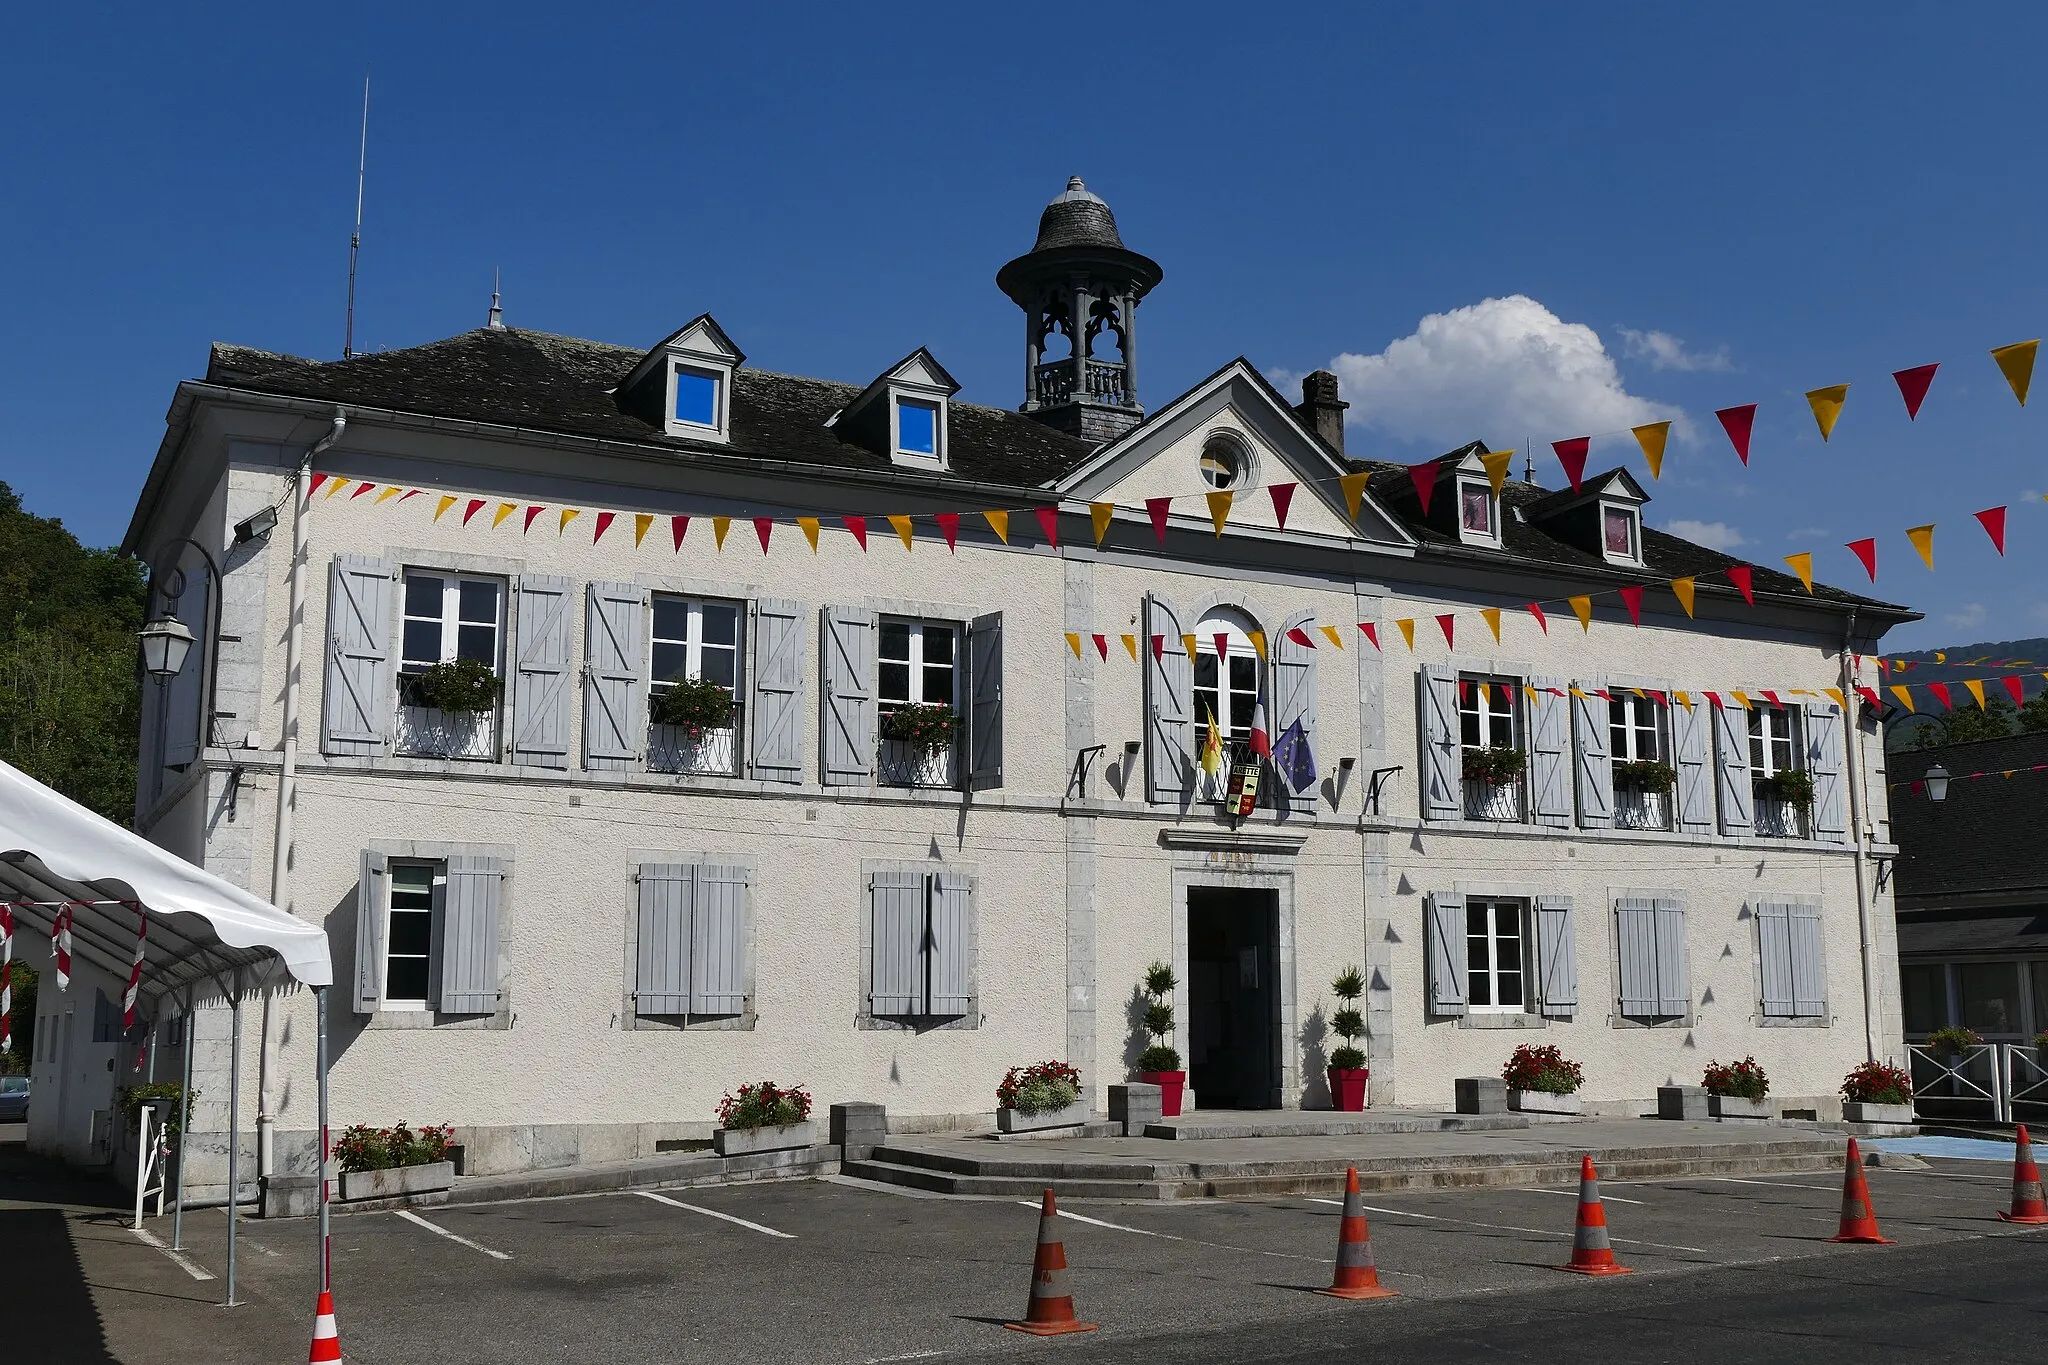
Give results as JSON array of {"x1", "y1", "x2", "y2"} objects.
[
  {"x1": 672, "y1": 365, "x2": 725, "y2": 432},
  {"x1": 1457, "y1": 477, "x2": 1500, "y2": 546},
  {"x1": 894, "y1": 397, "x2": 941, "y2": 461},
  {"x1": 1601, "y1": 502, "x2": 1642, "y2": 565},
  {"x1": 836, "y1": 348, "x2": 960, "y2": 470},
  {"x1": 616, "y1": 313, "x2": 744, "y2": 445}
]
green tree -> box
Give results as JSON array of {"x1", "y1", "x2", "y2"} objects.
[
  {"x1": 1916, "y1": 696, "x2": 2018, "y2": 748},
  {"x1": 2022, "y1": 690, "x2": 2048, "y2": 733}
]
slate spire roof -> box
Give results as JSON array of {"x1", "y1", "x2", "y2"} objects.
[{"x1": 1031, "y1": 177, "x2": 1127, "y2": 252}]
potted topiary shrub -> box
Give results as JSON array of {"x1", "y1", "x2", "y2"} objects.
[
  {"x1": 1134, "y1": 962, "x2": 1185, "y2": 1118},
  {"x1": 1840, "y1": 1060, "x2": 1914, "y2": 1125},
  {"x1": 711, "y1": 1081, "x2": 816, "y2": 1156},
  {"x1": 1327, "y1": 966, "x2": 1369, "y2": 1112},
  {"x1": 996, "y1": 1060, "x2": 1090, "y2": 1134},
  {"x1": 1502, "y1": 1043, "x2": 1584, "y2": 1115},
  {"x1": 335, "y1": 1122, "x2": 456, "y2": 1201},
  {"x1": 1702, "y1": 1056, "x2": 1774, "y2": 1120}
]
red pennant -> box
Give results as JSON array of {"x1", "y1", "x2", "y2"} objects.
[
  {"x1": 935, "y1": 512, "x2": 960, "y2": 552},
  {"x1": 594, "y1": 510, "x2": 616, "y2": 543},
  {"x1": 462, "y1": 498, "x2": 487, "y2": 526},
  {"x1": 308, "y1": 473, "x2": 328, "y2": 495},
  {"x1": 1459, "y1": 679, "x2": 1473, "y2": 707},
  {"x1": 1212, "y1": 633, "x2": 1229, "y2": 663},
  {"x1": 671, "y1": 515, "x2": 689, "y2": 551},
  {"x1": 1704, "y1": 691, "x2": 1724, "y2": 709},
  {"x1": 1525, "y1": 602, "x2": 1548, "y2": 634},
  {"x1": 1409, "y1": 460, "x2": 1441, "y2": 517},
  {"x1": 1269, "y1": 483, "x2": 1296, "y2": 530},
  {"x1": 1716, "y1": 404, "x2": 1758, "y2": 465},
  {"x1": 1359, "y1": 622, "x2": 1380, "y2": 651},
  {"x1": 1974, "y1": 506, "x2": 2008, "y2": 554},
  {"x1": 351, "y1": 481, "x2": 377, "y2": 499},
  {"x1": 2005, "y1": 675, "x2": 2026, "y2": 707},
  {"x1": 1726, "y1": 564, "x2": 1755, "y2": 606},
  {"x1": 1855, "y1": 685, "x2": 1883, "y2": 713},
  {"x1": 1846, "y1": 537, "x2": 1878, "y2": 581},
  {"x1": 1594, "y1": 688, "x2": 1615, "y2": 702},
  {"x1": 1551, "y1": 436, "x2": 1591, "y2": 494},
  {"x1": 524, "y1": 506, "x2": 545, "y2": 533},
  {"x1": 397, "y1": 489, "x2": 422, "y2": 503},
  {"x1": 1146, "y1": 496, "x2": 1172, "y2": 544},
  {"x1": 1619, "y1": 584, "x2": 1644, "y2": 626},
  {"x1": 1034, "y1": 506, "x2": 1060, "y2": 548},
  {"x1": 754, "y1": 517, "x2": 774, "y2": 553},
  {"x1": 1893, "y1": 363, "x2": 1938, "y2": 420},
  {"x1": 1092, "y1": 633, "x2": 1108, "y2": 661},
  {"x1": 1928, "y1": 682, "x2": 1952, "y2": 711},
  {"x1": 843, "y1": 515, "x2": 868, "y2": 550},
  {"x1": 1150, "y1": 634, "x2": 1166, "y2": 663},
  {"x1": 1287, "y1": 627, "x2": 1315, "y2": 648},
  {"x1": 1760, "y1": 690, "x2": 1783, "y2": 707},
  {"x1": 1436, "y1": 613, "x2": 1455, "y2": 647}
]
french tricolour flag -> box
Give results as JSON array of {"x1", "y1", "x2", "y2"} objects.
[{"x1": 1248, "y1": 700, "x2": 1271, "y2": 758}]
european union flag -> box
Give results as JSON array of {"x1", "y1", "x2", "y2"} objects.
[{"x1": 1273, "y1": 719, "x2": 1316, "y2": 794}]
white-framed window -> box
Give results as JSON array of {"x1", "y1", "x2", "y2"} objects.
[
  {"x1": 650, "y1": 596, "x2": 742, "y2": 693},
  {"x1": 1600, "y1": 502, "x2": 1642, "y2": 565},
  {"x1": 894, "y1": 397, "x2": 941, "y2": 460},
  {"x1": 1191, "y1": 608, "x2": 1263, "y2": 746},
  {"x1": 671, "y1": 363, "x2": 724, "y2": 433},
  {"x1": 1466, "y1": 897, "x2": 1528, "y2": 1012},
  {"x1": 1458, "y1": 675, "x2": 1519, "y2": 751},
  {"x1": 1457, "y1": 477, "x2": 1500, "y2": 545},
  {"x1": 384, "y1": 860, "x2": 441, "y2": 1009},
  {"x1": 1748, "y1": 705, "x2": 1800, "y2": 777},
  {"x1": 1199, "y1": 430, "x2": 1252, "y2": 490},
  {"x1": 878, "y1": 618, "x2": 959, "y2": 787},
  {"x1": 401, "y1": 571, "x2": 504, "y2": 679},
  {"x1": 1609, "y1": 693, "x2": 1663, "y2": 763}
]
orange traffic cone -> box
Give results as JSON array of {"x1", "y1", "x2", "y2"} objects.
[
  {"x1": 1999, "y1": 1125, "x2": 2048, "y2": 1224},
  {"x1": 1003, "y1": 1190, "x2": 1099, "y2": 1336},
  {"x1": 1829, "y1": 1137, "x2": 1896, "y2": 1244},
  {"x1": 1316, "y1": 1166, "x2": 1398, "y2": 1300},
  {"x1": 308, "y1": 1290, "x2": 341, "y2": 1362},
  {"x1": 1556, "y1": 1155, "x2": 1633, "y2": 1275}
]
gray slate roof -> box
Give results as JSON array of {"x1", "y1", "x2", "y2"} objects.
[{"x1": 1891, "y1": 731, "x2": 2048, "y2": 902}]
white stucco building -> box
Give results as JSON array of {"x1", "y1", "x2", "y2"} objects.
[{"x1": 40, "y1": 179, "x2": 1914, "y2": 1185}]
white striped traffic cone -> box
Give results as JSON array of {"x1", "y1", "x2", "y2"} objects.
[{"x1": 308, "y1": 1290, "x2": 341, "y2": 1362}]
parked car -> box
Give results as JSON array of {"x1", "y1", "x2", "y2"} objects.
[{"x1": 0, "y1": 1075, "x2": 28, "y2": 1123}]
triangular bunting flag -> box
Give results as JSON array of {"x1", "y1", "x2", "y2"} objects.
[
  {"x1": 796, "y1": 516, "x2": 819, "y2": 552},
  {"x1": 1480, "y1": 449, "x2": 1515, "y2": 494},
  {"x1": 1906, "y1": 524, "x2": 1935, "y2": 570},
  {"x1": 754, "y1": 517, "x2": 774, "y2": 553},
  {"x1": 1893, "y1": 363, "x2": 1938, "y2": 419},
  {"x1": 1568, "y1": 595, "x2": 1594, "y2": 632},
  {"x1": 1286, "y1": 627, "x2": 1316, "y2": 649},
  {"x1": 326, "y1": 479, "x2": 349, "y2": 499},
  {"x1": 2004, "y1": 675, "x2": 2026, "y2": 706},
  {"x1": 308, "y1": 473, "x2": 327, "y2": 495},
  {"x1": 492, "y1": 502, "x2": 517, "y2": 530},
  {"x1": 1318, "y1": 624, "x2": 1345, "y2": 649},
  {"x1": 1435, "y1": 614, "x2": 1455, "y2": 647},
  {"x1": 1974, "y1": 506, "x2": 2007, "y2": 554},
  {"x1": 1846, "y1": 538, "x2": 1877, "y2": 581},
  {"x1": 1359, "y1": 622, "x2": 1380, "y2": 651},
  {"x1": 1525, "y1": 602, "x2": 1549, "y2": 633},
  {"x1": 1716, "y1": 404, "x2": 1758, "y2": 465},
  {"x1": 1150, "y1": 634, "x2": 1166, "y2": 663},
  {"x1": 1408, "y1": 460, "x2": 1441, "y2": 517},
  {"x1": 1181, "y1": 633, "x2": 1200, "y2": 664},
  {"x1": 461, "y1": 498, "x2": 487, "y2": 526},
  {"x1": 1090, "y1": 502, "x2": 1114, "y2": 547},
  {"x1": 844, "y1": 515, "x2": 869, "y2": 550},
  {"x1": 1928, "y1": 681, "x2": 1953, "y2": 710},
  {"x1": 1631, "y1": 421, "x2": 1671, "y2": 480},
  {"x1": 935, "y1": 512, "x2": 959, "y2": 552},
  {"x1": 674, "y1": 515, "x2": 692, "y2": 551},
  {"x1": 434, "y1": 494, "x2": 458, "y2": 522},
  {"x1": 982, "y1": 510, "x2": 1007, "y2": 545},
  {"x1": 1965, "y1": 678, "x2": 1988, "y2": 709},
  {"x1": 1619, "y1": 584, "x2": 1644, "y2": 625},
  {"x1": 1247, "y1": 630, "x2": 1267, "y2": 662},
  {"x1": 888, "y1": 514, "x2": 914, "y2": 551},
  {"x1": 634, "y1": 512, "x2": 655, "y2": 547},
  {"x1": 1092, "y1": 634, "x2": 1109, "y2": 661},
  {"x1": 1121, "y1": 634, "x2": 1138, "y2": 662},
  {"x1": 1726, "y1": 565, "x2": 1755, "y2": 606},
  {"x1": 351, "y1": 481, "x2": 377, "y2": 499},
  {"x1": 1481, "y1": 607, "x2": 1502, "y2": 643},
  {"x1": 1066, "y1": 633, "x2": 1082, "y2": 659},
  {"x1": 595, "y1": 510, "x2": 618, "y2": 543},
  {"x1": 1670, "y1": 577, "x2": 1696, "y2": 618},
  {"x1": 1804, "y1": 384, "x2": 1849, "y2": 441},
  {"x1": 1784, "y1": 552, "x2": 1815, "y2": 593},
  {"x1": 523, "y1": 505, "x2": 545, "y2": 533},
  {"x1": 1395, "y1": 618, "x2": 1416, "y2": 651},
  {"x1": 1704, "y1": 691, "x2": 1724, "y2": 709},
  {"x1": 709, "y1": 515, "x2": 728, "y2": 549},
  {"x1": 1205, "y1": 490, "x2": 1232, "y2": 536},
  {"x1": 1339, "y1": 471, "x2": 1369, "y2": 522},
  {"x1": 1992, "y1": 339, "x2": 2038, "y2": 406},
  {"x1": 1732, "y1": 690, "x2": 1753, "y2": 710},
  {"x1": 1213, "y1": 633, "x2": 1230, "y2": 663},
  {"x1": 1889, "y1": 685, "x2": 1915, "y2": 712},
  {"x1": 1034, "y1": 506, "x2": 1060, "y2": 548},
  {"x1": 374, "y1": 486, "x2": 403, "y2": 505},
  {"x1": 397, "y1": 489, "x2": 423, "y2": 504},
  {"x1": 1146, "y1": 497, "x2": 1171, "y2": 544},
  {"x1": 1551, "y1": 437, "x2": 1590, "y2": 493},
  {"x1": 1269, "y1": 483, "x2": 1295, "y2": 530},
  {"x1": 559, "y1": 508, "x2": 580, "y2": 534}
]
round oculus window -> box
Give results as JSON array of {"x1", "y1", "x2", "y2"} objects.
[{"x1": 1200, "y1": 432, "x2": 1249, "y2": 489}]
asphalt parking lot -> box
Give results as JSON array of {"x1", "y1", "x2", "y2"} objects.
[{"x1": 42, "y1": 1147, "x2": 2045, "y2": 1365}]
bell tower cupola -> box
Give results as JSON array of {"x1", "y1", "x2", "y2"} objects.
[{"x1": 997, "y1": 177, "x2": 1163, "y2": 441}]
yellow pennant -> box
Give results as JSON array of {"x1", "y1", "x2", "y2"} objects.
[
  {"x1": 1090, "y1": 502, "x2": 1115, "y2": 547},
  {"x1": 325, "y1": 478, "x2": 349, "y2": 499},
  {"x1": 1206, "y1": 489, "x2": 1233, "y2": 536},
  {"x1": 1066, "y1": 632, "x2": 1082, "y2": 660},
  {"x1": 1824, "y1": 687, "x2": 1846, "y2": 709},
  {"x1": 559, "y1": 508, "x2": 581, "y2": 534},
  {"x1": 373, "y1": 485, "x2": 402, "y2": 505},
  {"x1": 1632, "y1": 421, "x2": 1672, "y2": 480},
  {"x1": 1181, "y1": 633, "x2": 1200, "y2": 663},
  {"x1": 493, "y1": 502, "x2": 518, "y2": 530},
  {"x1": 1784, "y1": 552, "x2": 1815, "y2": 592},
  {"x1": 1247, "y1": 629, "x2": 1268, "y2": 661},
  {"x1": 1339, "y1": 471, "x2": 1369, "y2": 522},
  {"x1": 1318, "y1": 624, "x2": 1345, "y2": 650},
  {"x1": 1480, "y1": 450, "x2": 1514, "y2": 494},
  {"x1": 1480, "y1": 607, "x2": 1502, "y2": 643},
  {"x1": 1992, "y1": 339, "x2": 2039, "y2": 406},
  {"x1": 797, "y1": 516, "x2": 821, "y2": 552},
  {"x1": 1669, "y1": 577, "x2": 1696, "y2": 618},
  {"x1": 433, "y1": 494, "x2": 457, "y2": 522},
  {"x1": 1805, "y1": 384, "x2": 1849, "y2": 441},
  {"x1": 1568, "y1": 595, "x2": 1593, "y2": 632},
  {"x1": 1524, "y1": 685, "x2": 1539, "y2": 705},
  {"x1": 888, "y1": 514, "x2": 915, "y2": 551},
  {"x1": 634, "y1": 512, "x2": 654, "y2": 547},
  {"x1": 1569, "y1": 686, "x2": 1587, "y2": 699},
  {"x1": 1906, "y1": 523, "x2": 1936, "y2": 570},
  {"x1": 1121, "y1": 634, "x2": 1138, "y2": 662},
  {"x1": 1965, "y1": 678, "x2": 1988, "y2": 709},
  {"x1": 712, "y1": 515, "x2": 731, "y2": 550},
  {"x1": 1478, "y1": 682, "x2": 1491, "y2": 707},
  {"x1": 1675, "y1": 691, "x2": 1694, "y2": 710},
  {"x1": 1732, "y1": 690, "x2": 1753, "y2": 710},
  {"x1": 1890, "y1": 684, "x2": 1915, "y2": 712},
  {"x1": 983, "y1": 509, "x2": 1010, "y2": 544},
  {"x1": 1395, "y1": 618, "x2": 1416, "y2": 651}
]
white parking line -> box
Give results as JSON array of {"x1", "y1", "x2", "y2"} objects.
[
  {"x1": 1012, "y1": 1200, "x2": 1384, "y2": 1270},
  {"x1": 395, "y1": 1209, "x2": 513, "y2": 1260},
  {"x1": 1309, "y1": 1199, "x2": 1711, "y2": 1255},
  {"x1": 1519, "y1": 1186, "x2": 1647, "y2": 1206},
  {"x1": 1693, "y1": 1176, "x2": 1842, "y2": 1194},
  {"x1": 131, "y1": 1226, "x2": 215, "y2": 1281},
  {"x1": 635, "y1": 1189, "x2": 795, "y2": 1238}
]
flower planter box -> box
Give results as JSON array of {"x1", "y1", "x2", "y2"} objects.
[
  {"x1": 1463, "y1": 779, "x2": 1523, "y2": 822},
  {"x1": 1708, "y1": 1094, "x2": 1775, "y2": 1120},
  {"x1": 1327, "y1": 1066, "x2": 1369, "y2": 1112},
  {"x1": 712, "y1": 1121, "x2": 816, "y2": 1157},
  {"x1": 1613, "y1": 788, "x2": 1671, "y2": 831},
  {"x1": 997, "y1": 1100, "x2": 1093, "y2": 1134},
  {"x1": 1842, "y1": 1101, "x2": 1914, "y2": 1125},
  {"x1": 338, "y1": 1160, "x2": 455, "y2": 1202},
  {"x1": 1508, "y1": 1089, "x2": 1582, "y2": 1115},
  {"x1": 1138, "y1": 1070, "x2": 1186, "y2": 1118}
]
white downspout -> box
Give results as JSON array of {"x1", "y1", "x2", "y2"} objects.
[
  {"x1": 259, "y1": 411, "x2": 345, "y2": 1178},
  {"x1": 1838, "y1": 608, "x2": 1882, "y2": 1063}
]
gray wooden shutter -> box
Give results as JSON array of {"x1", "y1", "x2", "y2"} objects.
[
  {"x1": 583, "y1": 582, "x2": 646, "y2": 770},
  {"x1": 509, "y1": 574, "x2": 573, "y2": 769},
  {"x1": 1143, "y1": 594, "x2": 1192, "y2": 804},
  {"x1": 353, "y1": 848, "x2": 388, "y2": 1015},
  {"x1": 1528, "y1": 677, "x2": 1572, "y2": 828},
  {"x1": 1615, "y1": 897, "x2": 1658, "y2": 1017},
  {"x1": 1756, "y1": 900, "x2": 1795, "y2": 1018},
  {"x1": 323, "y1": 555, "x2": 394, "y2": 756},
  {"x1": 1571, "y1": 683, "x2": 1612, "y2": 828},
  {"x1": 1271, "y1": 612, "x2": 1319, "y2": 814},
  {"x1": 162, "y1": 566, "x2": 207, "y2": 767},
  {"x1": 821, "y1": 606, "x2": 876, "y2": 786},
  {"x1": 634, "y1": 863, "x2": 692, "y2": 1015},
  {"x1": 1418, "y1": 666, "x2": 1459, "y2": 821},
  {"x1": 1652, "y1": 897, "x2": 1690, "y2": 1017},
  {"x1": 747, "y1": 598, "x2": 806, "y2": 784},
  {"x1": 1672, "y1": 695, "x2": 1715, "y2": 834},
  {"x1": 967, "y1": 612, "x2": 1004, "y2": 791},
  {"x1": 437, "y1": 855, "x2": 504, "y2": 1014},
  {"x1": 689, "y1": 863, "x2": 750, "y2": 1015},
  {"x1": 869, "y1": 868, "x2": 925, "y2": 1015},
  {"x1": 1788, "y1": 901, "x2": 1827, "y2": 1017},
  {"x1": 1805, "y1": 701, "x2": 1846, "y2": 842},
  {"x1": 1425, "y1": 892, "x2": 1468, "y2": 1016},
  {"x1": 928, "y1": 870, "x2": 974, "y2": 1017},
  {"x1": 1535, "y1": 894, "x2": 1578, "y2": 1019},
  {"x1": 1713, "y1": 701, "x2": 1752, "y2": 835}
]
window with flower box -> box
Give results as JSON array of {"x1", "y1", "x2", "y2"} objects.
[
  {"x1": 878, "y1": 619, "x2": 959, "y2": 787},
  {"x1": 648, "y1": 595, "x2": 744, "y2": 776},
  {"x1": 1608, "y1": 693, "x2": 1673, "y2": 830},
  {"x1": 397, "y1": 571, "x2": 503, "y2": 759},
  {"x1": 1748, "y1": 705, "x2": 1808, "y2": 837},
  {"x1": 1458, "y1": 674, "x2": 1525, "y2": 821}
]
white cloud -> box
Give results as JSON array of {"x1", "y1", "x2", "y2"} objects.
[
  {"x1": 1617, "y1": 327, "x2": 1734, "y2": 373},
  {"x1": 1944, "y1": 602, "x2": 1988, "y2": 630},
  {"x1": 1323, "y1": 296, "x2": 1689, "y2": 451},
  {"x1": 1664, "y1": 519, "x2": 1747, "y2": 552}
]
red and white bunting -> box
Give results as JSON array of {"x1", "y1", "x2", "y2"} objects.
[
  {"x1": 53, "y1": 905, "x2": 72, "y2": 991},
  {"x1": 1, "y1": 906, "x2": 13, "y2": 1053},
  {"x1": 123, "y1": 912, "x2": 147, "y2": 1032}
]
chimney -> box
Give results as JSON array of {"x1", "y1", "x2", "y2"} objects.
[{"x1": 1297, "y1": 370, "x2": 1348, "y2": 454}]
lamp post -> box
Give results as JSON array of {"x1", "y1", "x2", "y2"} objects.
[
  {"x1": 136, "y1": 538, "x2": 228, "y2": 747},
  {"x1": 1923, "y1": 762, "x2": 1950, "y2": 803}
]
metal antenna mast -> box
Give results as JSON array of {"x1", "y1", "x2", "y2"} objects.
[{"x1": 343, "y1": 73, "x2": 370, "y2": 358}]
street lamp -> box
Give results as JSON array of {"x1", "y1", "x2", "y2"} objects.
[
  {"x1": 139, "y1": 615, "x2": 196, "y2": 679},
  {"x1": 1923, "y1": 762, "x2": 1950, "y2": 803}
]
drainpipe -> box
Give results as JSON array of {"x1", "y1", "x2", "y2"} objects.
[
  {"x1": 1838, "y1": 608, "x2": 1882, "y2": 1062},
  {"x1": 259, "y1": 410, "x2": 345, "y2": 1178}
]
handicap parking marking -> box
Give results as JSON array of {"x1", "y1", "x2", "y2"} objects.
[
  {"x1": 395, "y1": 1209, "x2": 513, "y2": 1260},
  {"x1": 1308, "y1": 1198, "x2": 1711, "y2": 1255},
  {"x1": 634, "y1": 1189, "x2": 796, "y2": 1238},
  {"x1": 130, "y1": 1226, "x2": 216, "y2": 1282}
]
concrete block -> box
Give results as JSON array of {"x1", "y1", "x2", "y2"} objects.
[
  {"x1": 829, "y1": 1103, "x2": 888, "y2": 1160},
  {"x1": 528, "y1": 1125, "x2": 584, "y2": 1170},
  {"x1": 260, "y1": 1174, "x2": 319, "y2": 1219},
  {"x1": 1453, "y1": 1077, "x2": 1507, "y2": 1115},
  {"x1": 1657, "y1": 1085, "x2": 1709, "y2": 1120},
  {"x1": 1107, "y1": 1083, "x2": 1162, "y2": 1137}
]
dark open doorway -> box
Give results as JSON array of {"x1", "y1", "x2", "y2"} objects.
[{"x1": 1187, "y1": 886, "x2": 1281, "y2": 1109}]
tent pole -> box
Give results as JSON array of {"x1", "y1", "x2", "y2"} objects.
[
  {"x1": 172, "y1": 988, "x2": 194, "y2": 1251},
  {"x1": 225, "y1": 976, "x2": 241, "y2": 1308},
  {"x1": 315, "y1": 984, "x2": 331, "y2": 1295}
]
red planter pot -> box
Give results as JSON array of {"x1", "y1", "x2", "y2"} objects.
[
  {"x1": 1139, "y1": 1070, "x2": 1186, "y2": 1118},
  {"x1": 1328, "y1": 1066, "x2": 1369, "y2": 1112}
]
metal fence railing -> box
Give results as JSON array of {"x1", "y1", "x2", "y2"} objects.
[{"x1": 1904, "y1": 1042, "x2": 2048, "y2": 1122}]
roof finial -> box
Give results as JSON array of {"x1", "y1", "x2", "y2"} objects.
[{"x1": 487, "y1": 268, "x2": 504, "y2": 331}]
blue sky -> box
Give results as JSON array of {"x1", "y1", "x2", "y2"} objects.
[{"x1": 4, "y1": 3, "x2": 2043, "y2": 650}]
